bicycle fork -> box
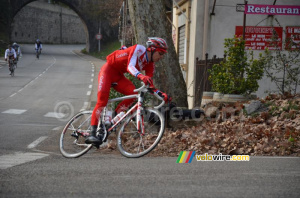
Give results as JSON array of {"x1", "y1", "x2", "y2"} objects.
[{"x1": 136, "y1": 92, "x2": 145, "y2": 135}]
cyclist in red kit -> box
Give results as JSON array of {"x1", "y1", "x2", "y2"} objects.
[{"x1": 86, "y1": 37, "x2": 171, "y2": 144}]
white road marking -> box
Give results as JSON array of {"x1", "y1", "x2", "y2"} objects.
[
  {"x1": 27, "y1": 136, "x2": 48, "y2": 149},
  {"x1": 80, "y1": 102, "x2": 89, "y2": 111},
  {"x1": 87, "y1": 91, "x2": 91, "y2": 96},
  {"x1": 13, "y1": 123, "x2": 56, "y2": 127},
  {"x1": 0, "y1": 152, "x2": 49, "y2": 169},
  {"x1": 52, "y1": 126, "x2": 63, "y2": 131},
  {"x1": 44, "y1": 112, "x2": 65, "y2": 118},
  {"x1": 9, "y1": 93, "x2": 17, "y2": 97},
  {"x1": 2, "y1": 109, "x2": 27, "y2": 114},
  {"x1": 8, "y1": 56, "x2": 56, "y2": 97},
  {"x1": 91, "y1": 78, "x2": 93, "y2": 82},
  {"x1": 91, "y1": 73, "x2": 94, "y2": 77},
  {"x1": 89, "y1": 85, "x2": 92, "y2": 89}
]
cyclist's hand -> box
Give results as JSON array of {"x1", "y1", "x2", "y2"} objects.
[
  {"x1": 154, "y1": 89, "x2": 172, "y2": 102},
  {"x1": 137, "y1": 74, "x2": 154, "y2": 87}
]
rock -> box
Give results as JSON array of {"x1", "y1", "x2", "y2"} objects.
[
  {"x1": 244, "y1": 100, "x2": 267, "y2": 114},
  {"x1": 205, "y1": 106, "x2": 219, "y2": 118}
]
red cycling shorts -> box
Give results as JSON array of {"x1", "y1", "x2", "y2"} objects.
[{"x1": 91, "y1": 63, "x2": 137, "y2": 126}]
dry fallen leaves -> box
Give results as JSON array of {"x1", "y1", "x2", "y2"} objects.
[
  {"x1": 151, "y1": 94, "x2": 300, "y2": 157},
  {"x1": 102, "y1": 94, "x2": 300, "y2": 157}
]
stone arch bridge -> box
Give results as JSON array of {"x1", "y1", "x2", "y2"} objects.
[{"x1": 8, "y1": 0, "x2": 103, "y2": 52}]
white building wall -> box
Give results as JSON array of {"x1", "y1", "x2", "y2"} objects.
[
  {"x1": 206, "y1": 0, "x2": 300, "y2": 98},
  {"x1": 187, "y1": 0, "x2": 205, "y2": 108},
  {"x1": 186, "y1": 0, "x2": 300, "y2": 107}
]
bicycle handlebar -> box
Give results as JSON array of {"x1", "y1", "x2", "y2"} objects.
[
  {"x1": 133, "y1": 82, "x2": 146, "y2": 93},
  {"x1": 153, "y1": 92, "x2": 165, "y2": 109},
  {"x1": 133, "y1": 82, "x2": 165, "y2": 109}
]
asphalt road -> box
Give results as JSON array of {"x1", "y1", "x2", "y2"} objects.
[
  {"x1": 0, "y1": 44, "x2": 94, "y2": 155},
  {"x1": 0, "y1": 45, "x2": 299, "y2": 198}
]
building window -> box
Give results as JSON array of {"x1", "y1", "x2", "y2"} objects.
[{"x1": 178, "y1": 24, "x2": 186, "y2": 64}]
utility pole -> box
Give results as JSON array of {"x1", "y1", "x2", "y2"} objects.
[
  {"x1": 98, "y1": 20, "x2": 101, "y2": 52},
  {"x1": 243, "y1": 0, "x2": 247, "y2": 40},
  {"x1": 60, "y1": 6, "x2": 62, "y2": 44}
]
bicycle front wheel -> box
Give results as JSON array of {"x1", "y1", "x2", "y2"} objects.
[
  {"x1": 60, "y1": 111, "x2": 93, "y2": 158},
  {"x1": 117, "y1": 108, "x2": 165, "y2": 158},
  {"x1": 11, "y1": 65, "x2": 15, "y2": 77}
]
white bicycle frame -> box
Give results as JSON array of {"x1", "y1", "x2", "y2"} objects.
[{"x1": 103, "y1": 83, "x2": 165, "y2": 134}]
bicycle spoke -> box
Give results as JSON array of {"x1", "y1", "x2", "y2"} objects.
[
  {"x1": 68, "y1": 123, "x2": 76, "y2": 131},
  {"x1": 60, "y1": 111, "x2": 93, "y2": 158},
  {"x1": 117, "y1": 108, "x2": 165, "y2": 158}
]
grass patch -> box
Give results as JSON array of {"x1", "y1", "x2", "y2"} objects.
[{"x1": 81, "y1": 40, "x2": 121, "y2": 60}]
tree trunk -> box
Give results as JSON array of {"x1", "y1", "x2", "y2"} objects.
[{"x1": 128, "y1": 0, "x2": 188, "y2": 107}]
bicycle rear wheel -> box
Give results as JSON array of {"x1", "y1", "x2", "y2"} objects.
[
  {"x1": 11, "y1": 69, "x2": 14, "y2": 77},
  {"x1": 117, "y1": 108, "x2": 165, "y2": 158},
  {"x1": 60, "y1": 111, "x2": 93, "y2": 158},
  {"x1": 9, "y1": 63, "x2": 14, "y2": 77}
]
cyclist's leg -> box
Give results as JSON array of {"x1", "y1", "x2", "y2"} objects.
[
  {"x1": 113, "y1": 76, "x2": 137, "y2": 113},
  {"x1": 8, "y1": 56, "x2": 13, "y2": 74},
  {"x1": 87, "y1": 64, "x2": 121, "y2": 144}
]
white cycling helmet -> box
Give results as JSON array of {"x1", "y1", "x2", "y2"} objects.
[{"x1": 146, "y1": 37, "x2": 168, "y2": 53}]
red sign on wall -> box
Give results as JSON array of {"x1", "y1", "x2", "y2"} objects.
[
  {"x1": 286, "y1": 26, "x2": 300, "y2": 50},
  {"x1": 235, "y1": 26, "x2": 283, "y2": 50}
]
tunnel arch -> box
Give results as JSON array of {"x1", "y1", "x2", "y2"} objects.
[{"x1": 9, "y1": 0, "x2": 101, "y2": 52}]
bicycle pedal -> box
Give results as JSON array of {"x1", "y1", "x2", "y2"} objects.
[{"x1": 71, "y1": 132, "x2": 79, "y2": 138}]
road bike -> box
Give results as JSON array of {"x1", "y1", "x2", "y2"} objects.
[
  {"x1": 59, "y1": 83, "x2": 166, "y2": 158},
  {"x1": 8, "y1": 59, "x2": 16, "y2": 77},
  {"x1": 36, "y1": 48, "x2": 41, "y2": 59}
]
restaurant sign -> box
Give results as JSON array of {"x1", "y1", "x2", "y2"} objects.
[
  {"x1": 286, "y1": 26, "x2": 300, "y2": 50},
  {"x1": 245, "y1": 4, "x2": 300, "y2": 15},
  {"x1": 235, "y1": 26, "x2": 283, "y2": 50}
]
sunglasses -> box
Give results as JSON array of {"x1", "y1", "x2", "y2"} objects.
[{"x1": 158, "y1": 52, "x2": 165, "y2": 56}]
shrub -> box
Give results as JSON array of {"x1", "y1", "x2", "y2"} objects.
[{"x1": 209, "y1": 36, "x2": 266, "y2": 95}]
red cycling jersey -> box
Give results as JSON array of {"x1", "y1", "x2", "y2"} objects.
[
  {"x1": 106, "y1": 44, "x2": 154, "y2": 77},
  {"x1": 91, "y1": 44, "x2": 155, "y2": 126}
]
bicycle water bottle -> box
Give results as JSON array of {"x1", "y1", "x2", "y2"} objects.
[
  {"x1": 104, "y1": 110, "x2": 112, "y2": 125},
  {"x1": 111, "y1": 111, "x2": 125, "y2": 125}
]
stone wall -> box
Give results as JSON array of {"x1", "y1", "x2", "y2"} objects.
[{"x1": 11, "y1": 1, "x2": 86, "y2": 44}]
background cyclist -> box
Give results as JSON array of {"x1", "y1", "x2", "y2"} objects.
[
  {"x1": 86, "y1": 37, "x2": 172, "y2": 145},
  {"x1": 35, "y1": 39, "x2": 42, "y2": 54},
  {"x1": 12, "y1": 42, "x2": 21, "y2": 61},
  {"x1": 4, "y1": 45, "x2": 17, "y2": 75}
]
